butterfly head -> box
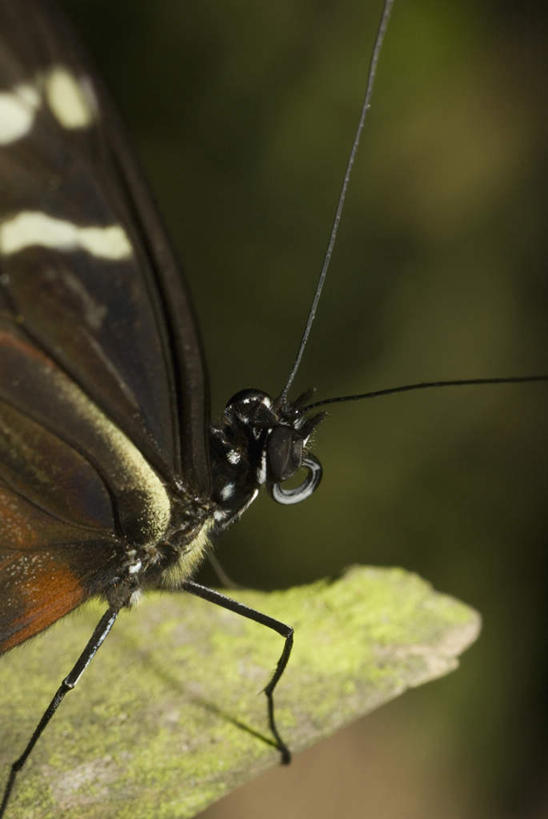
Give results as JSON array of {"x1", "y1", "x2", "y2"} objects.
[{"x1": 209, "y1": 389, "x2": 324, "y2": 529}]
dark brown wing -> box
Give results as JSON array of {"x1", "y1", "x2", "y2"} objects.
[
  {"x1": 0, "y1": 392, "x2": 120, "y2": 653},
  {"x1": 0, "y1": 542, "x2": 118, "y2": 652},
  {"x1": 0, "y1": 0, "x2": 213, "y2": 650},
  {"x1": 0, "y1": 0, "x2": 211, "y2": 492}
]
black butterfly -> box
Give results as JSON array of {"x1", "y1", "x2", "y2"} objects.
[
  {"x1": 0, "y1": 0, "x2": 342, "y2": 809},
  {"x1": 1, "y1": 0, "x2": 546, "y2": 816}
]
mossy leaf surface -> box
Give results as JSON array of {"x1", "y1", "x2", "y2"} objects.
[{"x1": 0, "y1": 566, "x2": 480, "y2": 818}]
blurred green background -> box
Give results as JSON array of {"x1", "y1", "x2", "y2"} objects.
[{"x1": 60, "y1": 1, "x2": 548, "y2": 817}]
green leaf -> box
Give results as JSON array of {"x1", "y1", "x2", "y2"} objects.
[{"x1": 0, "y1": 566, "x2": 480, "y2": 818}]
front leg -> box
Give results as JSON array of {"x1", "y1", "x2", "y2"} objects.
[{"x1": 182, "y1": 580, "x2": 294, "y2": 764}]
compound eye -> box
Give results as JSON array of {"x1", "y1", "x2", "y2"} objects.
[
  {"x1": 225, "y1": 389, "x2": 274, "y2": 428},
  {"x1": 270, "y1": 454, "x2": 322, "y2": 505},
  {"x1": 267, "y1": 425, "x2": 302, "y2": 482}
]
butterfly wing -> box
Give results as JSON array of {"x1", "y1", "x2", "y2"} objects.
[
  {"x1": 0, "y1": 0, "x2": 211, "y2": 649},
  {"x1": 0, "y1": 0, "x2": 211, "y2": 488},
  {"x1": 0, "y1": 389, "x2": 119, "y2": 651}
]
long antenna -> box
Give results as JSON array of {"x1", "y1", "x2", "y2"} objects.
[
  {"x1": 279, "y1": 0, "x2": 395, "y2": 405},
  {"x1": 303, "y1": 375, "x2": 548, "y2": 411}
]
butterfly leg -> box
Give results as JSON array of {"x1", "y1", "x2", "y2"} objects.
[
  {"x1": 182, "y1": 580, "x2": 293, "y2": 764},
  {"x1": 0, "y1": 607, "x2": 118, "y2": 817}
]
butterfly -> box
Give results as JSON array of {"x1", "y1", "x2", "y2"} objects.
[
  {"x1": 2, "y1": 0, "x2": 395, "y2": 810},
  {"x1": 1, "y1": 0, "x2": 546, "y2": 816}
]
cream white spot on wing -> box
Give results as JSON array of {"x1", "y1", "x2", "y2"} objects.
[
  {"x1": 44, "y1": 66, "x2": 96, "y2": 129},
  {"x1": 0, "y1": 83, "x2": 40, "y2": 145},
  {"x1": 0, "y1": 212, "x2": 132, "y2": 260}
]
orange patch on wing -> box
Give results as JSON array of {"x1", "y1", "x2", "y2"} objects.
[{"x1": 0, "y1": 551, "x2": 87, "y2": 652}]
